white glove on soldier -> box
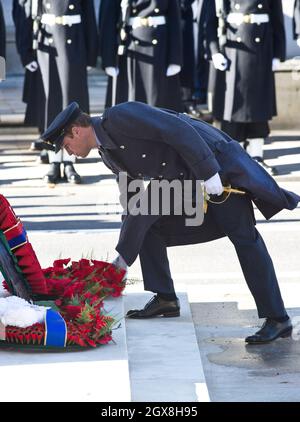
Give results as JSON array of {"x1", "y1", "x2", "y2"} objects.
[
  {"x1": 297, "y1": 38, "x2": 300, "y2": 48},
  {"x1": 105, "y1": 66, "x2": 119, "y2": 77},
  {"x1": 212, "y1": 53, "x2": 228, "y2": 71},
  {"x1": 166, "y1": 64, "x2": 181, "y2": 77},
  {"x1": 25, "y1": 61, "x2": 38, "y2": 72},
  {"x1": 204, "y1": 173, "x2": 224, "y2": 196},
  {"x1": 272, "y1": 58, "x2": 280, "y2": 71}
]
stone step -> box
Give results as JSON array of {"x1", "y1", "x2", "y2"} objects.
[{"x1": 123, "y1": 286, "x2": 210, "y2": 402}]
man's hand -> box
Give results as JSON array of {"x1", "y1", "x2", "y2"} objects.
[
  {"x1": 212, "y1": 53, "x2": 228, "y2": 71},
  {"x1": 166, "y1": 64, "x2": 181, "y2": 77},
  {"x1": 105, "y1": 66, "x2": 119, "y2": 77},
  {"x1": 204, "y1": 173, "x2": 224, "y2": 196},
  {"x1": 272, "y1": 58, "x2": 280, "y2": 71},
  {"x1": 297, "y1": 38, "x2": 300, "y2": 48},
  {"x1": 25, "y1": 61, "x2": 38, "y2": 72},
  {"x1": 112, "y1": 254, "x2": 128, "y2": 279}
]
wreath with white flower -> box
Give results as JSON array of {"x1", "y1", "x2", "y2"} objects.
[{"x1": 0, "y1": 194, "x2": 126, "y2": 349}]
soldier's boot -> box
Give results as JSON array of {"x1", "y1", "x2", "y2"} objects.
[
  {"x1": 44, "y1": 162, "x2": 61, "y2": 184},
  {"x1": 63, "y1": 162, "x2": 81, "y2": 184},
  {"x1": 246, "y1": 138, "x2": 278, "y2": 176},
  {"x1": 37, "y1": 150, "x2": 49, "y2": 164}
]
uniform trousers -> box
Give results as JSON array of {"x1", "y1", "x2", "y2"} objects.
[
  {"x1": 139, "y1": 193, "x2": 286, "y2": 319},
  {"x1": 220, "y1": 121, "x2": 270, "y2": 143}
]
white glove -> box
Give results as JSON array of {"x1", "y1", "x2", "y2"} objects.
[
  {"x1": 166, "y1": 64, "x2": 181, "y2": 77},
  {"x1": 297, "y1": 38, "x2": 300, "y2": 48},
  {"x1": 272, "y1": 58, "x2": 280, "y2": 72},
  {"x1": 105, "y1": 66, "x2": 119, "y2": 77},
  {"x1": 112, "y1": 254, "x2": 128, "y2": 270},
  {"x1": 204, "y1": 173, "x2": 224, "y2": 196},
  {"x1": 212, "y1": 53, "x2": 228, "y2": 71},
  {"x1": 25, "y1": 61, "x2": 38, "y2": 72}
]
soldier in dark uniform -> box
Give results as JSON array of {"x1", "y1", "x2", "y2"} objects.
[
  {"x1": 41, "y1": 101, "x2": 300, "y2": 344},
  {"x1": 179, "y1": 0, "x2": 195, "y2": 110},
  {"x1": 179, "y1": 0, "x2": 211, "y2": 119},
  {"x1": 193, "y1": 0, "x2": 211, "y2": 105},
  {"x1": 13, "y1": 0, "x2": 46, "y2": 137},
  {"x1": 14, "y1": 0, "x2": 98, "y2": 183},
  {"x1": 0, "y1": 0, "x2": 5, "y2": 61},
  {"x1": 99, "y1": 0, "x2": 183, "y2": 111},
  {"x1": 206, "y1": 0, "x2": 285, "y2": 176},
  {"x1": 293, "y1": 0, "x2": 300, "y2": 46}
]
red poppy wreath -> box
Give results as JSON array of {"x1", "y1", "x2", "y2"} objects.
[{"x1": 0, "y1": 194, "x2": 126, "y2": 349}]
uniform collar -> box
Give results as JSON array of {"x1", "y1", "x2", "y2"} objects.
[{"x1": 91, "y1": 115, "x2": 117, "y2": 150}]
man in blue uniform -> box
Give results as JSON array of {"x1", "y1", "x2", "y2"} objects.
[{"x1": 41, "y1": 101, "x2": 300, "y2": 344}]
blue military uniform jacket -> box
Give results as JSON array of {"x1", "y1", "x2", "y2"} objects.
[{"x1": 93, "y1": 101, "x2": 300, "y2": 266}]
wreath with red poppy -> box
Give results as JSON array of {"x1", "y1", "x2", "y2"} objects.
[{"x1": 0, "y1": 194, "x2": 126, "y2": 349}]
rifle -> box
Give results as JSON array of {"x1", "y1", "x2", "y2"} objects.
[
  {"x1": 214, "y1": 0, "x2": 227, "y2": 53},
  {"x1": 117, "y1": 0, "x2": 131, "y2": 56},
  {"x1": 31, "y1": 0, "x2": 41, "y2": 51},
  {"x1": 111, "y1": 0, "x2": 131, "y2": 106}
]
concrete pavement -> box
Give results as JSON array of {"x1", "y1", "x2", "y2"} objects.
[
  {"x1": 1, "y1": 129, "x2": 300, "y2": 401},
  {"x1": 1, "y1": 74, "x2": 300, "y2": 401}
]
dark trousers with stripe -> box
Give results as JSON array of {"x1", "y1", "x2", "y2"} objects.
[{"x1": 139, "y1": 194, "x2": 286, "y2": 319}]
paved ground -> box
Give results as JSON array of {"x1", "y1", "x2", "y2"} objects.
[
  {"x1": 1, "y1": 127, "x2": 300, "y2": 401},
  {"x1": 1, "y1": 73, "x2": 300, "y2": 401}
]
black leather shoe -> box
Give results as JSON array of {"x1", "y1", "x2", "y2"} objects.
[
  {"x1": 44, "y1": 162, "x2": 61, "y2": 184},
  {"x1": 30, "y1": 140, "x2": 41, "y2": 151},
  {"x1": 31, "y1": 140, "x2": 54, "y2": 152},
  {"x1": 63, "y1": 162, "x2": 81, "y2": 184},
  {"x1": 126, "y1": 295, "x2": 180, "y2": 319},
  {"x1": 245, "y1": 318, "x2": 292, "y2": 344}
]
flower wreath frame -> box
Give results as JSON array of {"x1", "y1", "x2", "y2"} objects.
[{"x1": 0, "y1": 194, "x2": 126, "y2": 350}]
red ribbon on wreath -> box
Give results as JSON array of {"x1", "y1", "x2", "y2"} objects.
[{"x1": 0, "y1": 194, "x2": 47, "y2": 295}]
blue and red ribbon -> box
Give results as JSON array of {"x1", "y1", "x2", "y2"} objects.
[{"x1": 3, "y1": 220, "x2": 27, "y2": 251}]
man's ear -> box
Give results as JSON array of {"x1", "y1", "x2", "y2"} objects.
[{"x1": 72, "y1": 126, "x2": 80, "y2": 137}]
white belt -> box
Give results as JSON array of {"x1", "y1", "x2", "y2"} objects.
[
  {"x1": 41, "y1": 13, "x2": 81, "y2": 26},
  {"x1": 227, "y1": 13, "x2": 269, "y2": 25},
  {"x1": 129, "y1": 16, "x2": 166, "y2": 29}
]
